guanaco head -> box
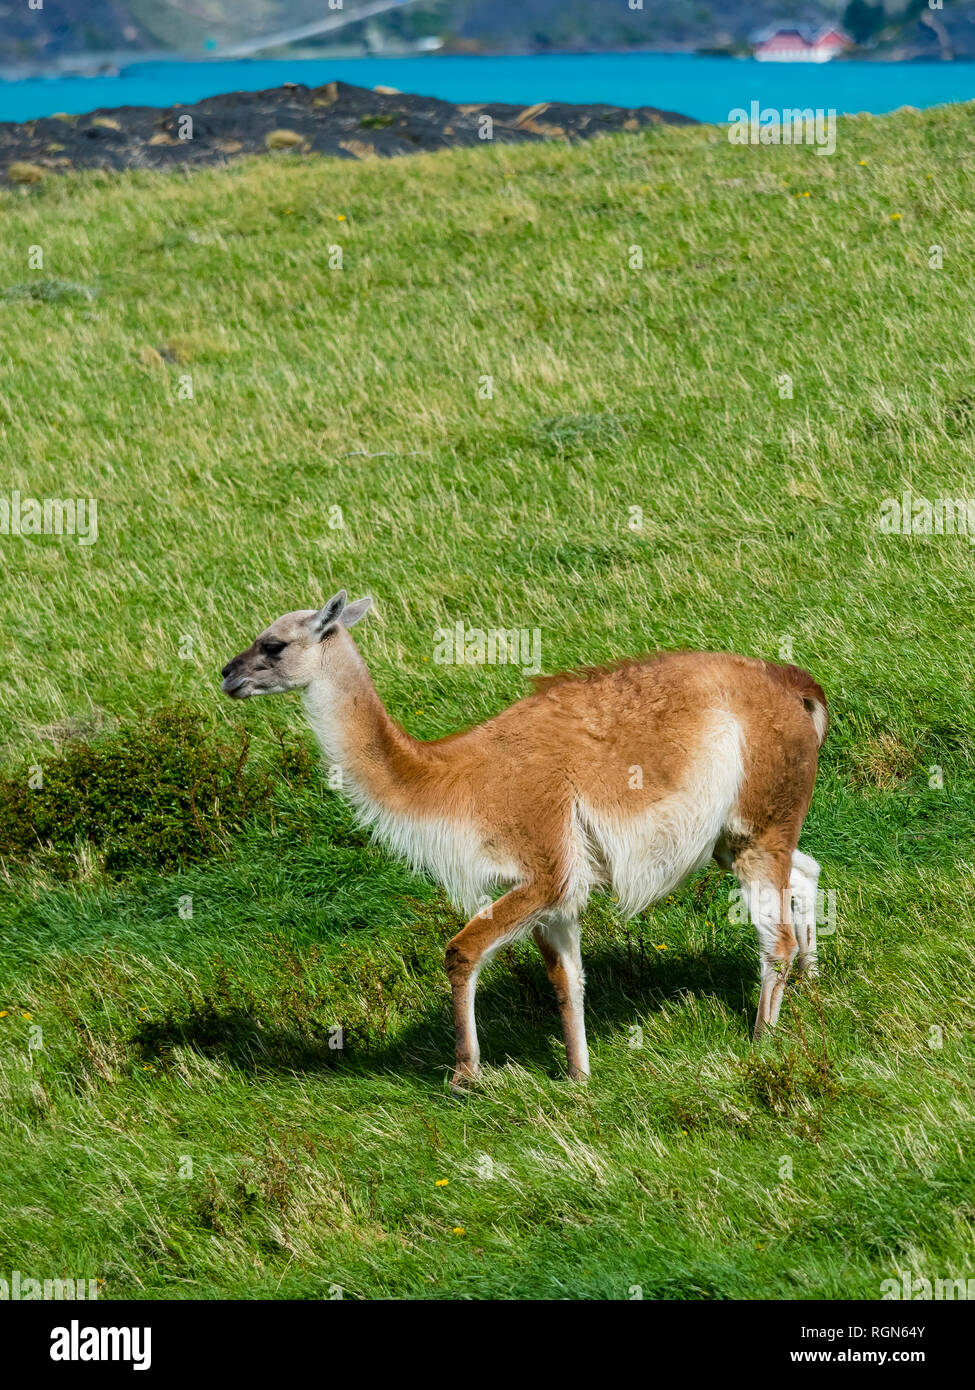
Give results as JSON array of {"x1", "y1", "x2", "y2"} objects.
[{"x1": 220, "y1": 590, "x2": 372, "y2": 699}]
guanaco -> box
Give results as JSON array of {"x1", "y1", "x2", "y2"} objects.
[{"x1": 221, "y1": 591, "x2": 826, "y2": 1088}]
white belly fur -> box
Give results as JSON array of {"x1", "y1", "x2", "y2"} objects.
[{"x1": 567, "y1": 710, "x2": 745, "y2": 918}]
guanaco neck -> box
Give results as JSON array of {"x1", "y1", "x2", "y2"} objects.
[{"x1": 301, "y1": 629, "x2": 439, "y2": 815}]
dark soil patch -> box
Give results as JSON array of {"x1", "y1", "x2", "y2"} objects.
[{"x1": 0, "y1": 79, "x2": 696, "y2": 181}]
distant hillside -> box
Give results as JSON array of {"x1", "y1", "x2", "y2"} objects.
[
  {"x1": 1, "y1": 0, "x2": 973, "y2": 64},
  {"x1": 445, "y1": 0, "x2": 846, "y2": 53},
  {"x1": 444, "y1": 0, "x2": 973, "y2": 58}
]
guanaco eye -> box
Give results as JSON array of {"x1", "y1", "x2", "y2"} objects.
[{"x1": 261, "y1": 639, "x2": 287, "y2": 658}]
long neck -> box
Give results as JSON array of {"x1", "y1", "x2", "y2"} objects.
[{"x1": 301, "y1": 631, "x2": 434, "y2": 816}]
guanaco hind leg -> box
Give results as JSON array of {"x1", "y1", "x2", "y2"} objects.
[
  {"x1": 731, "y1": 842, "x2": 798, "y2": 1040},
  {"x1": 790, "y1": 849, "x2": 821, "y2": 977}
]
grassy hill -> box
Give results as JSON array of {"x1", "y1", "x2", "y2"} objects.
[{"x1": 1, "y1": 105, "x2": 975, "y2": 1300}]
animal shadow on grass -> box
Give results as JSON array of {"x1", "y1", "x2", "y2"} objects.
[{"x1": 130, "y1": 931, "x2": 755, "y2": 1084}]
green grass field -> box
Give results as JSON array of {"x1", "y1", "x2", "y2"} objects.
[{"x1": 2, "y1": 104, "x2": 975, "y2": 1300}]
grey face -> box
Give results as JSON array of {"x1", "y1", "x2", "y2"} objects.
[{"x1": 220, "y1": 591, "x2": 372, "y2": 699}]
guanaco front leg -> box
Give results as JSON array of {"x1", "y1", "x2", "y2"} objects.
[{"x1": 445, "y1": 882, "x2": 551, "y2": 1090}]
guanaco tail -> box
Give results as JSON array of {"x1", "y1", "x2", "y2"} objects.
[{"x1": 221, "y1": 591, "x2": 827, "y2": 1088}]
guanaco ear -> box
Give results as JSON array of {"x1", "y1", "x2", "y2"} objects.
[
  {"x1": 341, "y1": 596, "x2": 372, "y2": 628},
  {"x1": 308, "y1": 590, "x2": 347, "y2": 639}
]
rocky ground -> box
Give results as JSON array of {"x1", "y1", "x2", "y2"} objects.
[{"x1": 0, "y1": 80, "x2": 696, "y2": 183}]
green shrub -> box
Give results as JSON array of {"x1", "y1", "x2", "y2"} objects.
[{"x1": 0, "y1": 703, "x2": 313, "y2": 878}]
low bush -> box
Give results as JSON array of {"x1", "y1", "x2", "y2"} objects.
[{"x1": 0, "y1": 703, "x2": 314, "y2": 877}]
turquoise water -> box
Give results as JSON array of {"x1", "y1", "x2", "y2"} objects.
[{"x1": 2, "y1": 53, "x2": 974, "y2": 125}]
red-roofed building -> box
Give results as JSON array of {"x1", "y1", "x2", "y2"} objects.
[{"x1": 752, "y1": 24, "x2": 852, "y2": 62}]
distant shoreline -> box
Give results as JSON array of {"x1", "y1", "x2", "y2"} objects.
[
  {"x1": 3, "y1": 53, "x2": 973, "y2": 130},
  {"x1": 1, "y1": 41, "x2": 965, "y2": 84}
]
